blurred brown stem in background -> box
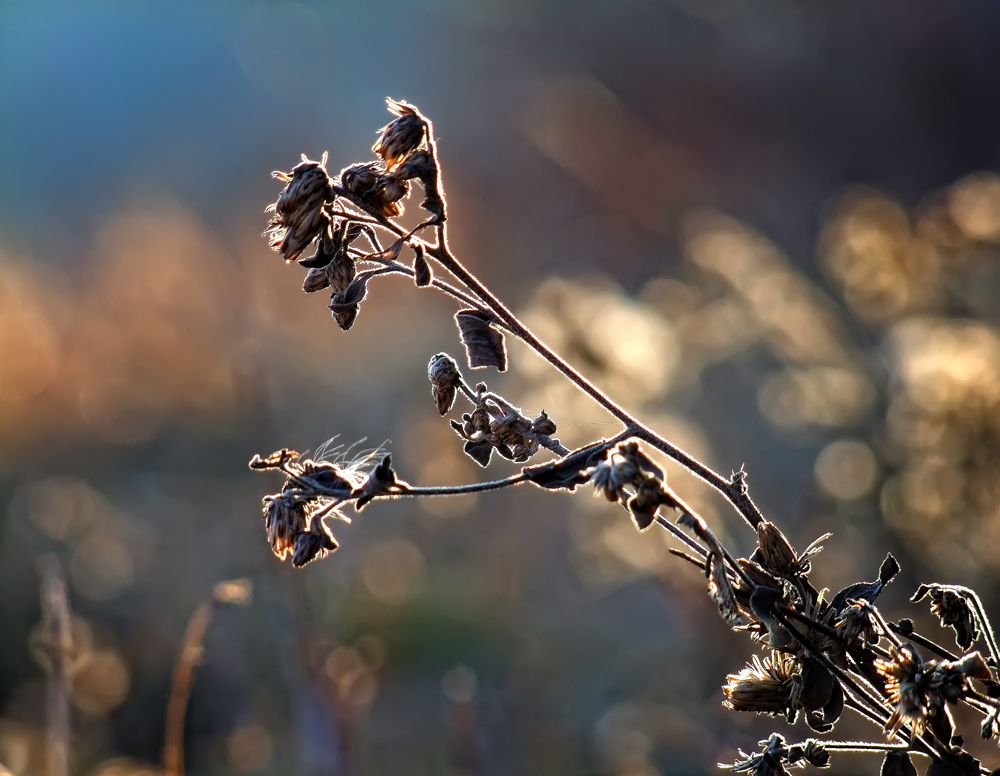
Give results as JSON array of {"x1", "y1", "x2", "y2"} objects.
[
  {"x1": 164, "y1": 580, "x2": 253, "y2": 776},
  {"x1": 37, "y1": 556, "x2": 73, "y2": 776}
]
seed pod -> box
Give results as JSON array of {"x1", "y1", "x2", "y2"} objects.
[{"x1": 428, "y1": 352, "x2": 461, "y2": 415}]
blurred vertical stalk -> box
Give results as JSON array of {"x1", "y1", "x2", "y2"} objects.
[
  {"x1": 38, "y1": 555, "x2": 72, "y2": 776},
  {"x1": 164, "y1": 580, "x2": 253, "y2": 776},
  {"x1": 164, "y1": 600, "x2": 213, "y2": 776}
]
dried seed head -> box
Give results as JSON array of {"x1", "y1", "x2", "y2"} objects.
[
  {"x1": 265, "y1": 156, "x2": 333, "y2": 261},
  {"x1": 263, "y1": 493, "x2": 307, "y2": 561},
  {"x1": 835, "y1": 600, "x2": 878, "y2": 646},
  {"x1": 875, "y1": 643, "x2": 972, "y2": 738},
  {"x1": 252, "y1": 448, "x2": 369, "y2": 566},
  {"x1": 589, "y1": 442, "x2": 642, "y2": 503},
  {"x1": 724, "y1": 653, "x2": 796, "y2": 715},
  {"x1": 428, "y1": 352, "x2": 461, "y2": 415},
  {"x1": 373, "y1": 98, "x2": 428, "y2": 170}
]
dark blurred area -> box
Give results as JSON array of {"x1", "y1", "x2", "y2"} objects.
[{"x1": 2, "y1": 1, "x2": 1000, "y2": 774}]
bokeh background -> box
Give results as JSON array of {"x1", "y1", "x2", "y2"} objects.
[{"x1": 3, "y1": 1, "x2": 1000, "y2": 774}]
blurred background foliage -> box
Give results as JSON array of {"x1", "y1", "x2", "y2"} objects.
[{"x1": 2, "y1": 1, "x2": 1000, "y2": 774}]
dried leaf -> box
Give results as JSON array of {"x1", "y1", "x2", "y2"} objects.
[
  {"x1": 880, "y1": 752, "x2": 918, "y2": 776},
  {"x1": 463, "y1": 439, "x2": 493, "y2": 468},
  {"x1": 455, "y1": 309, "x2": 507, "y2": 371},
  {"x1": 708, "y1": 552, "x2": 744, "y2": 627},
  {"x1": 925, "y1": 752, "x2": 981, "y2": 776}
]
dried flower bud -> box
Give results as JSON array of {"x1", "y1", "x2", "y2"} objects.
[
  {"x1": 787, "y1": 740, "x2": 830, "y2": 769},
  {"x1": 354, "y1": 454, "x2": 411, "y2": 509},
  {"x1": 262, "y1": 493, "x2": 307, "y2": 561},
  {"x1": 303, "y1": 266, "x2": 332, "y2": 293},
  {"x1": 531, "y1": 410, "x2": 557, "y2": 436},
  {"x1": 265, "y1": 156, "x2": 333, "y2": 261},
  {"x1": 373, "y1": 98, "x2": 427, "y2": 170},
  {"x1": 428, "y1": 352, "x2": 461, "y2": 415},
  {"x1": 292, "y1": 514, "x2": 339, "y2": 568},
  {"x1": 412, "y1": 244, "x2": 432, "y2": 287},
  {"x1": 341, "y1": 162, "x2": 380, "y2": 196},
  {"x1": 380, "y1": 174, "x2": 410, "y2": 204},
  {"x1": 755, "y1": 522, "x2": 798, "y2": 577}
]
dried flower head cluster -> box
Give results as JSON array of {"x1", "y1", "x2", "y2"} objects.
[{"x1": 252, "y1": 98, "x2": 1000, "y2": 774}]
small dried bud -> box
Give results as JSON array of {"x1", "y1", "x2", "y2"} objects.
[
  {"x1": 788, "y1": 740, "x2": 830, "y2": 769},
  {"x1": 291, "y1": 514, "x2": 339, "y2": 568},
  {"x1": 265, "y1": 156, "x2": 333, "y2": 261},
  {"x1": 412, "y1": 244, "x2": 432, "y2": 287},
  {"x1": 380, "y1": 174, "x2": 410, "y2": 204},
  {"x1": 354, "y1": 454, "x2": 411, "y2": 509},
  {"x1": 530, "y1": 410, "x2": 557, "y2": 436},
  {"x1": 428, "y1": 353, "x2": 461, "y2": 415},
  {"x1": 756, "y1": 522, "x2": 798, "y2": 577},
  {"x1": 373, "y1": 98, "x2": 428, "y2": 170},
  {"x1": 341, "y1": 162, "x2": 380, "y2": 196},
  {"x1": 303, "y1": 266, "x2": 332, "y2": 293}
]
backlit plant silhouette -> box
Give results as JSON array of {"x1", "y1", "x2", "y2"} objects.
[{"x1": 252, "y1": 98, "x2": 1000, "y2": 775}]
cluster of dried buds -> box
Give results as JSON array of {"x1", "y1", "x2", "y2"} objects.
[
  {"x1": 429, "y1": 352, "x2": 564, "y2": 467},
  {"x1": 250, "y1": 448, "x2": 410, "y2": 567},
  {"x1": 722, "y1": 733, "x2": 830, "y2": 775},
  {"x1": 263, "y1": 99, "x2": 445, "y2": 331},
  {"x1": 253, "y1": 97, "x2": 1000, "y2": 774}
]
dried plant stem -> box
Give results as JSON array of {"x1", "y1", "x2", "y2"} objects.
[
  {"x1": 38, "y1": 556, "x2": 72, "y2": 776},
  {"x1": 164, "y1": 600, "x2": 214, "y2": 776},
  {"x1": 327, "y1": 184, "x2": 764, "y2": 530},
  {"x1": 429, "y1": 230, "x2": 765, "y2": 530}
]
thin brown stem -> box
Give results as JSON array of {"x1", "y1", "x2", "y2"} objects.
[
  {"x1": 164, "y1": 600, "x2": 215, "y2": 776},
  {"x1": 38, "y1": 556, "x2": 72, "y2": 776}
]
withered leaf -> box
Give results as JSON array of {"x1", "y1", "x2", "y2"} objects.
[
  {"x1": 925, "y1": 752, "x2": 981, "y2": 776},
  {"x1": 798, "y1": 658, "x2": 835, "y2": 712},
  {"x1": 831, "y1": 556, "x2": 897, "y2": 613},
  {"x1": 879, "y1": 553, "x2": 901, "y2": 585},
  {"x1": 708, "y1": 552, "x2": 744, "y2": 627},
  {"x1": 455, "y1": 309, "x2": 507, "y2": 371},
  {"x1": 522, "y1": 442, "x2": 604, "y2": 492},
  {"x1": 880, "y1": 751, "x2": 918, "y2": 776},
  {"x1": 464, "y1": 438, "x2": 493, "y2": 468}
]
